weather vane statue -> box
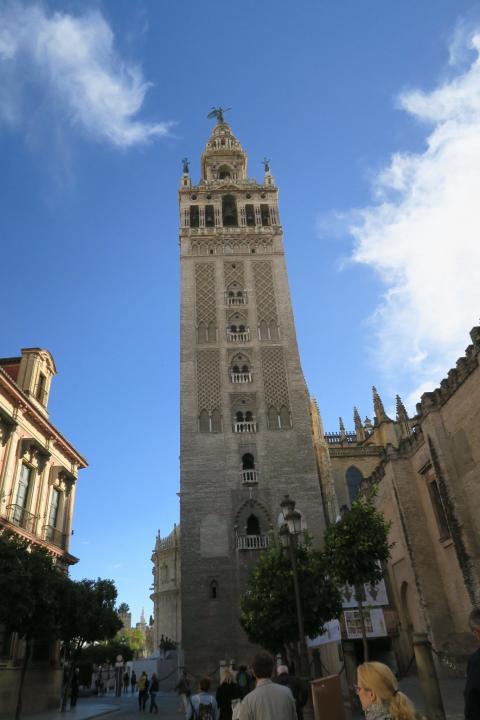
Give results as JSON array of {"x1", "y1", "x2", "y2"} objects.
[
  {"x1": 182, "y1": 157, "x2": 190, "y2": 174},
  {"x1": 262, "y1": 157, "x2": 271, "y2": 173},
  {"x1": 207, "y1": 106, "x2": 231, "y2": 123}
]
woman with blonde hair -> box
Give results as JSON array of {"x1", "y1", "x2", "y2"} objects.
[
  {"x1": 356, "y1": 662, "x2": 417, "y2": 720},
  {"x1": 216, "y1": 669, "x2": 241, "y2": 720}
]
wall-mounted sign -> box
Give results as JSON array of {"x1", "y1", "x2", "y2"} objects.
[{"x1": 344, "y1": 608, "x2": 387, "y2": 639}]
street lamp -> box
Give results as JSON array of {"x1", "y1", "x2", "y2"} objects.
[{"x1": 279, "y1": 495, "x2": 310, "y2": 680}]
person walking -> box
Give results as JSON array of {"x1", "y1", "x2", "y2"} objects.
[
  {"x1": 70, "y1": 668, "x2": 80, "y2": 708},
  {"x1": 355, "y1": 661, "x2": 417, "y2": 720},
  {"x1": 236, "y1": 666, "x2": 250, "y2": 699},
  {"x1": 216, "y1": 669, "x2": 241, "y2": 720},
  {"x1": 187, "y1": 677, "x2": 220, "y2": 720},
  {"x1": 138, "y1": 672, "x2": 149, "y2": 712},
  {"x1": 123, "y1": 671, "x2": 130, "y2": 694},
  {"x1": 465, "y1": 607, "x2": 480, "y2": 720},
  {"x1": 275, "y1": 665, "x2": 308, "y2": 720},
  {"x1": 238, "y1": 653, "x2": 297, "y2": 720},
  {"x1": 149, "y1": 672, "x2": 159, "y2": 714},
  {"x1": 175, "y1": 669, "x2": 191, "y2": 713},
  {"x1": 131, "y1": 670, "x2": 137, "y2": 694}
]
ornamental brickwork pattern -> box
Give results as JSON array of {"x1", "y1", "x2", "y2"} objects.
[
  {"x1": 261, "y1": 346, "x2": 290, "y2": 410},
  {"x1": 196, "y1": 349, "x2": 221, "y2": 412},
  {"x1": 252, "y1": 260, "x2": 278, "y2": 325},
  {"x1": 195, "y1": 263, "x2": 216, "y2": 326},
  {"x1": 223, "y1": 261, "x2": 245, "y2": 290}
]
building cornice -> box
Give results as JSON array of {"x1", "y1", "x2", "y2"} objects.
[{"x1": 0, "y1": 367, "x2": 87, "y2": 469}]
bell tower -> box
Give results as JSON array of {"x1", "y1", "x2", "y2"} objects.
[{"x1": 179, "y1": 112, "x2": 326, "y2": 673}]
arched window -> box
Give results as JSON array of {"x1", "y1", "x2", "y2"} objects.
[
  {"x1": 205, "y1": 205, "x2": 215, "y2": 227},
  {"x1": 235, "y1": 411, "x2": 244, "y2": 423},
  {"x1": 207, "y1": 321, "x2": 216, "y2": 342},
  {"x1": 197, "y1": 322, "x2": 207, "y2": 343},
  {"x1": 210, "y1": 580, "x2": 218, "y2": 600},
  {"x1": 279, "y1": 406, "x2": 291, "y2": 429},
  {"x1": 199, "y1": 410, "x2": 210, "y2": 433},
  {"x1": 232, "y1": 364, "x2": 240, "y2": 374},
  {"x1": 260, "y1": 204, "x2": 270, "y2": 226},
  {"x1": 241, "y1": 364, "x2": 249, "y2": 373},
  {"x1": 242, "y1": 453, "x2": 255, "y2": 470},
  {"x1": 222, "y1": 195, "x2": 238, "y2": 227},
  {"x1": 245, "y1": 204, "x2": 255, "y2": 226},
  {"x1": 245, "y1": 411, "x2": 253, "y2": 422},
  {"x1": 268, "y1": 406, "x2": 278, "y2": 429},
  {"x1": 259, "y1": 320, "x2": 268, "y2": 340},
  {"x1": 246, "y1": 514, "x2": 261, "y2": 535},
  {"x1": 211, "y1": 409, "x2": 222, "y2": 433},
  {"x1": 269, "y1": 320, "x2": 279, "y2": 340},
  {"x1": 190, "y1": 206, "x2": 199, "y2": 228},
  {"x1": 346, "y1": 466, "x2": 364, "y2": 503}
]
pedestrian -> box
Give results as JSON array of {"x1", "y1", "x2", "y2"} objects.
[
  {"x1": 187, "y1": 677, "x2": 220, "y2": 720},
  {"x1": 149, "y1": 672, "x2": 159, "y2": 714},
  {"x1": 131, "y1": 670, "x2": 137, "y2": 695},
  {"x1": 175, "y1": 669, "x2": 191, "y2": 713},
  {"x1": 123, "y1": 670, "x2": 130, "y2": 694},
  {"x1": 275, "y1": 664, "x2": 308, "y2": 720},
  {"x1": 465, "y1": 607, "x2": 480, "y2": 720},
  {"x1": 70, "y1": 668, "x2": 80, "y2": 708},
  {"x1": 216, "y1": 669, "x2": 241, "y2": 720},
  {"x1": 238, "y1": 652, "x2": 297, "y2": 720},
  {"x1": 355, "y1": 661, "x2": 416, "y2": 720},
  {"x1": 138, "y1": 672, "x2": 149, "y2": 712}
]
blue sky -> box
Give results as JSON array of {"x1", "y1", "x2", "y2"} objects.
[{"x1": 2, "y1": 0, "x2": 480, "y2": 624}]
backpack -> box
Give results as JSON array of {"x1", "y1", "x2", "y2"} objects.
[
  {"x1": 237, "y1": 671, "x2": 248, "y2": 688},
  {"x1": 198, "y1": 702, "x2": 214, "y2": 720}
]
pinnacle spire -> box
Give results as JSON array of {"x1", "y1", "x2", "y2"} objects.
[
  {"x1": 396, "y1": 394, "x2": 411, "y2": 436},
  {"x1": 339, "y1": 416, "x2": 346, "y2": 438},
  {"x1": 372, "y1": 386, "x2": 390, "y2": 424},
  {"x1": 354, "y1": 406, "x2": 365, "y2": 441}
]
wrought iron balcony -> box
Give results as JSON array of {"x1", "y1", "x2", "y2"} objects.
[
  {"x1": 241, "y1": 469, "x2": 258, "y2": 485},
  {"x1": 230, "y1": 372, "x2": 252, "y2": 383},
  {"x1": 233, "y1": 421, "x2": 257, "y2": 433},
  {"x1": 44, "y1": 525, "x2": 66, "y2": 549},
  {"x1": 227, "y1": 330, "x2": 250, "y2": 342},
  {"x1": 236, "y1": 534, "x2": 269, "y2": 551},
  {"x1": 7, "y1": 504, "x2": 36, "y2": 533}
]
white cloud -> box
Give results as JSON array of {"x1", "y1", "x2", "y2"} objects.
[
  {"x1": 347, "y1": 27, "x2": 480, "y2": 404},
  {"x1": 0, "y1": 2, "x2": 171, "y2": 147}
]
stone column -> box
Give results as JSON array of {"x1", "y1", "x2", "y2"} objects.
[{"x1": 413, "y1": 633, "x2": 446, "y2": 720}]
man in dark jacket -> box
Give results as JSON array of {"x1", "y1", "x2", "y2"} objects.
[
  {"x1": 465, "y1": 607, "x2": 480, "y2": 720},
  {"x1": 275, "y1": 665, "x2": 308, "y2": 720}
]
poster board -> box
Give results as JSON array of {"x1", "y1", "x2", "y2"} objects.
[{"x1": 310, "y1": 674, "x2": 346, "y2": 720}]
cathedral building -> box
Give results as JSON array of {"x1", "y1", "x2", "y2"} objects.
[
  {"x1": 314, "y1": 326, "x2": 480, "y2": 673},
  {"x1": 177, "y1": 114, "x2": 327, "y2": 673}
]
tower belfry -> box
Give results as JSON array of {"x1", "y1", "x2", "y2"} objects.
[{"x1": 179, "y1": 114, "x2": 326, "y2": 672}]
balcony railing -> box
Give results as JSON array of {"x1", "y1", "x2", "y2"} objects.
[
  {"x1": 233, "y1": 422, "x2": 257, "y2": 433},
  {"x1": 44, "y1": 525, "x2": 66, "y2": 549},
  {"x1": 227, "y1": 330, "x2": 250, "y2": 342},
  {"x1": 236, "y1": 534, "x2": 269, "y2": 551},
  {"x1": 7, "y1": 504, "x2": 36, "y2": 533},
  {"x1": 225, "y1": 293, "x2": 247, "y2": 306},
  {"x1": 231, "y1": 372, "x2": 252, "y2": 383},
  {"x1": 241, "y1": 469, "x2": 258, "y2": 485}
]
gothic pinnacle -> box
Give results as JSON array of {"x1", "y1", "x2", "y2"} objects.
[
  {"x1": 396, "y1": 394, "x2": 409, "y2": 423},
  {"x1": 372, "y1": 386, "x2": 390, "y2": 424},
  {"x1": 339, "y1": 416, "x2": 346, "y2": 438},
  {"x1": 354, "y1": 406, "x2": 365, "y2": 441}
]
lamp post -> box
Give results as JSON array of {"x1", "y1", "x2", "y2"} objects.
[{"x1": 279, "y1": 495, "x2": 310, "y2": 679}]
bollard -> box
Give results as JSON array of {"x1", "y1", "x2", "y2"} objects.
[{"x1": 412, "y1": 633, "x2": 446, "y2": 720}]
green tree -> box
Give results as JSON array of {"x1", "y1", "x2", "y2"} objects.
[
  {"x1": 116, "y1": 627, "x2": 146, "y2": 658},
  {"x1": 58, "y1": 578, "x2": 122, "y2": 711},
  {"x1": 117, "y1": 602, "x2": 130, "y2": 615},
  {"x1": 324, "y1": 494, "x2": 392, "y2": 661},
  {"x1": 0, "y1": 531, "x2": 67, "y2": 720},
  {"x1": 240, "y1": 537, "x2": 342, "y2": 660}
]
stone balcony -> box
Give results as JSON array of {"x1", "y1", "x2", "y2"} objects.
[
  {"x1": 236, "y1": 534, "x2": 269, "y2": 551},
  {"x1": 227, "y1": 330, "x2": 250, "y2": 343},
  {"x1": 225, "y1": 293, "x2": 247, "y2": 306},
  {"x1": 231, "y1": 372, "x2": 252, "y2": 383},
  {"x1": 241, "y1": 469, "x2": 258, "y2": 485}
]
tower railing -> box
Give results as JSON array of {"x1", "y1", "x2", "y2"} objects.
[
  {"x1": 236, "y1": 534, "x2": 269, "y2": 550},
  {"x1": 241, "y1": 469, "x2": 258, "y2": 485},
  {"x1": 230, "y1": 372, "x2": 252, "y2": 383},
  {"x1": 227, "y1": 330, "x2": 250, "y2": 343},
  {"x1": 225, "y1": 293, "x2": 247, "y2": 306},
  {"x1": 233, "y1": 421, "x2": 257, "y2": 433}
]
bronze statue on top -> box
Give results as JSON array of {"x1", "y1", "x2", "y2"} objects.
[{"x1": 207, "y1": 106, "x2": 231, "y2": 123}]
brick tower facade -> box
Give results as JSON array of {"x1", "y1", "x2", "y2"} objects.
[{"x1": 179, "y1": 116, "x2": 326, "y2": 673}]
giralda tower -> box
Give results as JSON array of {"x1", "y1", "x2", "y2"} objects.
[{"x1": 179, "y1": 112, "x2": 326, "y2": 672}]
